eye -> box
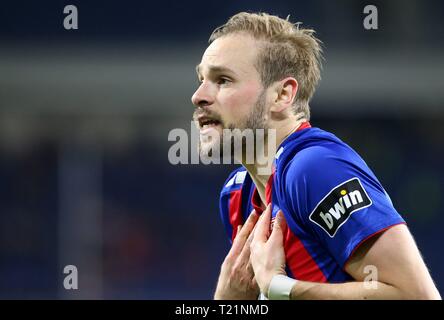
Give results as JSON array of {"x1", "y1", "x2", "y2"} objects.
[{"x1": 217, "y1": 77, "x2": 231, "y2": 86}]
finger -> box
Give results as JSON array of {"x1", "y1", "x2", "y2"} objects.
[
  {"x1": 253, "y1": 204, "x2": 272, "y2": 243},
  {"x1": 233, "y1": 211, "x2": 255, "y2": 241},
  {"x1": 246, "y1": 261, "x2": 254, "y2": 275},
  {"x1": 269, "y1": 210, "x2": 286, "y2": 244},
  {"x1": 231, "y1": 210, "x2": 259, "y2": 256},
  {"x1": 237, "y1": 221, "x2": 257, "y2": 263},
  {"x1": 278, "y1": 210, "x2": 287, "y2": 230},
  {"x1": 237, "y1": 210, "x2": 259, "y2": 239},
  {"x1": 251, "y1": 275, "x2": 259, "y2": 290}
]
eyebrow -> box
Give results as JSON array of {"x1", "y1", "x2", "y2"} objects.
[{"x1": 195, "y1": 64, "x2": 237, "y2": 77}]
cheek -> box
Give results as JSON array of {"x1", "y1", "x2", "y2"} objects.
[{"x1": 219, "y1": 84, "x2": 262, "y2": 121}]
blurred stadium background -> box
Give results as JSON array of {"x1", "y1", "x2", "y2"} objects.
[{"x1": 0, "y1": 0, "x2": 443, "y2": 299}]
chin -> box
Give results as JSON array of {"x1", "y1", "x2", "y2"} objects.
[{"x1": 199, "y1": 136, "x2": 216, "y2": 154}]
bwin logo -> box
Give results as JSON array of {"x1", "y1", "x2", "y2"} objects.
[
  {"x1": 320, "y1": 189, "x2": 365, "y2": 228},
  {"x1": 309, "y1": 178, "x2": 372, "y2": 237}
]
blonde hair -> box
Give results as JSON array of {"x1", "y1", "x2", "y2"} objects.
[{"x1": 209, "y1": 12, "x2": 323, "y2": 120}]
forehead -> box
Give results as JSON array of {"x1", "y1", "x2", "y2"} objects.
[{"x1": 198, "y1": 33, "x2": 260, "y2": 76}]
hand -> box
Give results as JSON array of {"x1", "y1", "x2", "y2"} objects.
[
  {"x1": 214, "y1": 210, "x2": 260, "y2": 300},
  {"x1": 250, "y1": 205, "x2": 287, "y2": 297}
]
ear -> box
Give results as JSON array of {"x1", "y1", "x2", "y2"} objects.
[{"x1": 269, "y1": 77, "x2": 298, "y2": 113}]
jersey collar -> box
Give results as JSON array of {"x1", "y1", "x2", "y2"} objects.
[{"x1": 251, "y1": 121, "x2": 311, "y2": 214}]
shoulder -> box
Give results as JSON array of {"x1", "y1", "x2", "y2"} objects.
[
  {"x1": 219, "y1": 166, "x2": 251, "y2": 242},
  {"x1": 278, "y1": 134, "x2": 352, "y2": 184},
  {"x1": 220, "y1": 166, "x2": 248, "y2": 195},
  {"x1": 275, "y1": 128, "x2": 373, "y2": 202},
  {"x1": 286, "y1": 144, "x2": 336, "y2": 176}
]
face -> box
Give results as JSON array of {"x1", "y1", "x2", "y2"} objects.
[{"x1": 191, "y1": 33, "x2": 269, "y2": 159}]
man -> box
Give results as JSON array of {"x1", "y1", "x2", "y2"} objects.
[{"x1": 191, "y1": 12, "x2": 441, "y2": 300}]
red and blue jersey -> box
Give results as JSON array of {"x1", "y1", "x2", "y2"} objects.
[{"x1": 219, "y1": 123, "x2": 405, "y2": 283}]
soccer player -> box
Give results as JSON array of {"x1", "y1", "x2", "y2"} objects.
[{"x1": 191, "y1": 12, "x2": 441, "y2": 300}]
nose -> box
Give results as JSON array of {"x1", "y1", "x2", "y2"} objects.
[{"x1": 191, "y1": 82, "x2": 214, "y2": 108}]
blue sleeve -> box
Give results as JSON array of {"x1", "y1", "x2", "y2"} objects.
[
  {"x1": 282, "y1": 144, "x2": 405, "y2": 267},
  {"x1": 219, "y1": 170, "x2": 238, "y2": 243},
  {"x1": 219, "y1": 167, "x2": 248, "y2": 244}
]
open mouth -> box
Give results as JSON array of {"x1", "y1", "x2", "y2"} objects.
[{"x1": 198, "y1": 116, "x2": 222, "y2": 130}]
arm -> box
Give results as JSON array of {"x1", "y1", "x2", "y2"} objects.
[
  {"x1": 290, "y1": 223, "x2": 441, "y2": 299},
  {"x1": 250, "y1": 206, "x2": 441, "y2": 300}
]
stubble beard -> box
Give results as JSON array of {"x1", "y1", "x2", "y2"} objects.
[{"x1": 197, "y1": 90, "x2": 269, "y2": 162}]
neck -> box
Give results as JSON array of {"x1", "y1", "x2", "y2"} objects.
[{"x1": 239, "y1": 117, "x2": 307, "y2": 205}]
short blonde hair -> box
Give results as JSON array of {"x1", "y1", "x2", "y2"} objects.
[{"x1": 209, "y1": 12, "x2": 323, "y2": 120}]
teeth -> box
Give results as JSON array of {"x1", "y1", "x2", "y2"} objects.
[{"x1": 202, "y1": 122, "x2": 218, "y2": 129}]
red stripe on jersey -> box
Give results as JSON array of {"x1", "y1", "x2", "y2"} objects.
[
  {"x1": 298, "y1": 121, "x2": 311, "y2": 131},
  {"x1": 251, "y1": 187, "x2": 263, "y2": 214},
  {"x1": 251, "y1": 171, "x2": 275, "y2": 215},
  {"x1": 229, "y1": 189, "x2": 244, "y2": 241},
  {"x1": 284, "y1": 227, "x2": 327, "y2": 282},
  {"x1": 265, "y1": 169, "x2": 274, "y2": 205}
]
